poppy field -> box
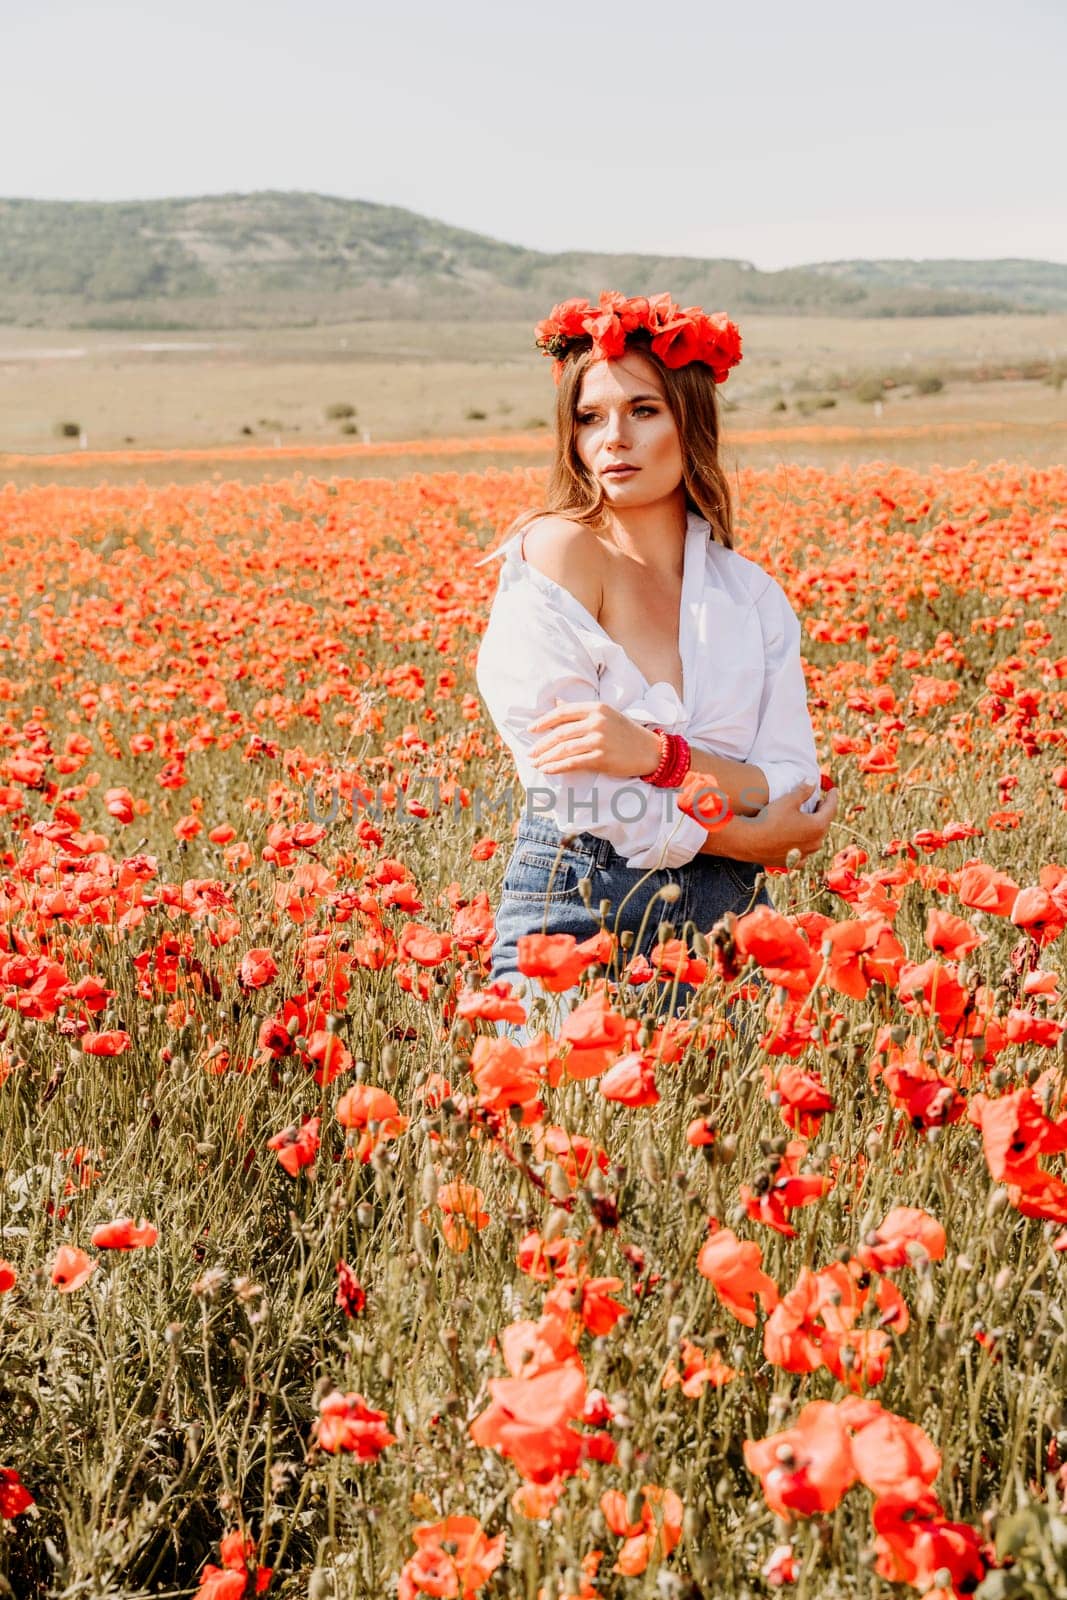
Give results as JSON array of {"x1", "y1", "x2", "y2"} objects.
[{"x1": 1, "y1": 457, "x2": 1066, "y2": 1599}]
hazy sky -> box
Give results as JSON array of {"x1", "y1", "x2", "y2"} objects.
[{"x1": 3, "y1": 0, "x2": 1065, "y2": 269}]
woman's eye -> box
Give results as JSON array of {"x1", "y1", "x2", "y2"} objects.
[{"x1": 576, "y1": 407, "x2": 656, "y2": 424}]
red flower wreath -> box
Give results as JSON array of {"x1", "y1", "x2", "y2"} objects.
[{"x1": 534, "y1": 289, "x2": 743, "y2": 385}]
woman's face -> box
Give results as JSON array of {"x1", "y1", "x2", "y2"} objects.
[{"x1": 573, "y1": 352, "x2": 684, "y2": 508}]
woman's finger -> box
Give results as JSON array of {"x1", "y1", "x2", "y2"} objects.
[
  {"x1": 528, "y1": 701, "x2": 598, "y2": 732},
  {"x1": 536, "y1": 739, "x2": 595, "y2": 773},
  {"x1": 530, "y1": 724, "x2": 592, "y2": 760}
]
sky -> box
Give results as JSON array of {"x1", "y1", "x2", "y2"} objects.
[{"x1": 2, "y1": 0, "x2": 1065, "y2": 270}]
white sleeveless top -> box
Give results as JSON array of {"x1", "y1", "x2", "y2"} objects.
[{"x1": 474, "y1": 509, "x2": 820, "y2": 870}]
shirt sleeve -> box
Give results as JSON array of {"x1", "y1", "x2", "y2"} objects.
[
  {"x1": 475, "y1": 585, "x2": 710, "y2": 869},
  {"x1": 744, "y1": 577, "x2": 821, "y2": 816}
]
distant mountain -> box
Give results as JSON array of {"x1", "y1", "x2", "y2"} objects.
[{"x1": 1, "y1": 191, "x2": 1064, "y2": 329}]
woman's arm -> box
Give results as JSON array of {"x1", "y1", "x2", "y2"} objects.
[
  {"x1": 476, "y1": 587, "x2": 710, "y2": 870},
  {"x1": 686, "y1": 745, "x2": 768, "y2": 817},
  {"x1": 530, "y1": 711, "x2": 770, "y2": 817},
  {"x1": 693, "y1": 780, "x2": 837, "y2": 866},
  {"x1": 741, "y1": 575, "x2": 822, "y2": 814}
]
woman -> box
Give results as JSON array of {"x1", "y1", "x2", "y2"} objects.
[{"x1": 474, "y1": 291, "x2": 838, "y2": 1040}]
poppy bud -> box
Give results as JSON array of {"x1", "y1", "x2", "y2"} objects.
[
  {"x1": 548, "y1": 1163, "x2": 572, "y2": 1201},
  {"x1": 543, "y1": 1207, "x2": 570, "y2": 1242},
  {"x1": 640, "y1": 1141, "x2": 665, "y2": 1185}
]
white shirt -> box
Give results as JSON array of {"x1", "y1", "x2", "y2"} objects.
[{"x1": 474, "y1": 508, "x2": 821, "y2": 871}]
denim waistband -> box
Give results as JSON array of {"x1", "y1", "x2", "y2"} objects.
[
  {"x1": 513, "y1": 815, "x2": 618, "y2": 868},
  {"x1": 511, "y1": 815, "x2": 755, "y2": 879},
  {"x1": 511, "y1": 812, "x2": 703, "y2": 876}
]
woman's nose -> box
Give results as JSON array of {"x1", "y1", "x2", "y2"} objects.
[{"x1": 604, "y1": 411, "x2": 630, "y2": 445}]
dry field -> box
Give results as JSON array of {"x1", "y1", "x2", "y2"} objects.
[{"x1": 1, "y1": 314, "x2": 1065, "y2": 484}]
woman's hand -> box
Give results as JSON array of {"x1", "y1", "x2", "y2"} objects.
[
  {"x1": 730, "y1": 780, "x2": 839, "y2": 868},
  {"x1": 528, "y1": 700, "x2": 661, "y2": 780}
]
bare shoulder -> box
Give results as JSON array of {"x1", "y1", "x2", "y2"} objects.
[{"x1": 520, "y1": 515, "x2": 603, "y2": 620}]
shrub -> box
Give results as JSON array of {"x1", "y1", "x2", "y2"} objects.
[
  {"x1": 465, "y1": 408, "x2": 488, "y2": 422},
  {"x1": 914, "y1": 374, "x2": 945, "y2": 395},
  {"x1": 853, "y1": 376, "x2": 887, "y2": 404},
  {"x1": 339, "y1": 421, "x2": 360, "y2": 435},
  {"x1": 324, "y1": 402, "x2": 357, "y2": 420},
  {"x1": 54, "y1": 421, "x2": 81, "y2": 439},
  {"x1": 771, "y1": 399, "x2": 788, "y2": 412}
]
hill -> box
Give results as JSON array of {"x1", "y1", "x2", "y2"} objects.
[{"x1": 1, "y1": 191, "x2": 1065, "y2": 328}]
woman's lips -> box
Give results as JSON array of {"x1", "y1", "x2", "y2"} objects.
[{"x1": 602, "y1": 466, "x2": 639, "y2": 477}]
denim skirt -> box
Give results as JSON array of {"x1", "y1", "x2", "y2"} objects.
[{"x1": 488, "y1": 816, "x2": 774, "y2": 1043}]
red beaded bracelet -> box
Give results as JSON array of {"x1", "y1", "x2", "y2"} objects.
[{"x1": 645, "y1": 727, "x2": 692, "y2": 788}]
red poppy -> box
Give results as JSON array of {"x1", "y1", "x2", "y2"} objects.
[
  {"x1": 456, "y1": 982, "x2": 526, "y2": 1023},
  {"x1": 855, "y1": 1207, "x2": 947, "y2": 1272},
  {"x1": 696, "y1": 1224, "x2": 779, "y2": 1327},
  {"x1": 925, "y1": 907, "x2": 985, "y2": 958},
  {"x1": 0, "y1": 1468, "x2": 34, "y2": 1519},
  {"x1": 599, "y1": 1483, "x2": 683, "y2": 1575},
  {"x1": 265, "y1": 1118, "x2": 320, "y2": 1177},
  {"x1": 50, "y1": 1244, "x2": 96, "y2": 1292},
  {"x1": 847, "y1": 1406, "x2": 940, "y2": 1498},
  {"x1": 81, "y1": 1030, "x2": 132, "y2": 1056},
  {"x1": 662, "y1": 1337, "x2": 738, "y2": 1396},
  {"x1": 556, "y1": 986, "x2": 634, "y2": 1080},
  {"x1": 397, "y1": 1515, "x2": 506, "y2": 1600},
  {"x1": 195, "y1": 1569, "x2": 247, "y2": 1600},
  {"x1": 469, "y1": 1359, "x2": 588, "y2": 1482},
  {"x1": 335, "y1": 1083, "x2": 403, "y2": 1129},
  {"x1": 198, "y1": 1523, "x2": 271, "y2": 1600},
  {"x1": 744, "y1": 1401, "x2": 857, "y2": 1519},
  {"x1": 238, "y1": 948, "x2": 279, "y2": 989},
  {"x1": 872, "y1": 1489, "x2": 987, "y2": 1593},
  {"x1": 313, "y1": 1391, "x2": 396, "y2": 1458},
  {"x1": 955, "y1": 860, "x2": 1020, "y2": 916},
  {"x1": 469, "y1": 1035, "x2": 543, "y2": 1123},
  {"x1": 740, "y1": 1139, "x2": 832, "y2": 1237},
  {"x1": 90, "y1": 1217, "x2": 158, "y2": 1249},
  {"x1": 968, "y1": 1086, "x2": 1067, "y2": 1183},
  {"x1": 436, "y1": 1180, "x2": 490, "y2": 1252},
  {"x1": 764, "y1": 1062, "x2": 835, "y2": 1136},
  {"x1": 517, "y1": 932, "x2": 593, "y2": 994},
  {"x1": 599, "y1": 1050, "x2": 659, "y2": 1107}
]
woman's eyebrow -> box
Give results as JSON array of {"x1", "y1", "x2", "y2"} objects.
[{"x1": 578, "y1": 392, "x2": 663, "y2": 406}]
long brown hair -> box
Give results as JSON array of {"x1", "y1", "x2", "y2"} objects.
[{"x1": 500, "y1": 335, "x2": 735, "y2": 554}]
